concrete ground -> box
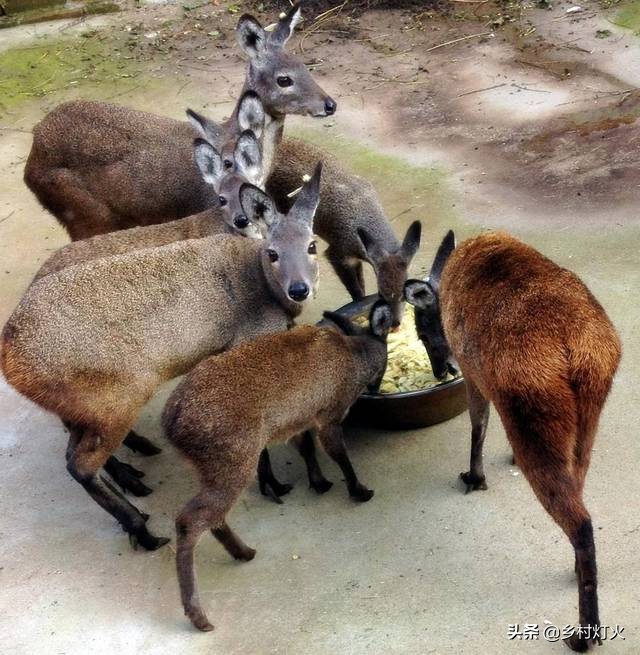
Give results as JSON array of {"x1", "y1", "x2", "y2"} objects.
[{"x1": 0, "y1": 1, "x2": 639, "y2": 653}]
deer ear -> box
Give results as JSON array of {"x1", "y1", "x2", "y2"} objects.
[
  {"x1": 234, "y1": 131, "x2": 262, "y2": 186},
  {"x1": 194, "y1": 139, "x2": 224, "y2": 190},
  {"x1": 404, "y1": 279, "x2": 435, "y2": 309},
  {"x1": 357, "y1": 227, "x2": 386, "y2": 261},
  {"x1": 401, "y1": 220, "x2": 422, "y2": 261},
  {"x1": 322, "y1": 311, "x2": 361, "y2": 336},
  {"x1": 237, "y1": 14, "x2": 268, "y2": 59},
  {"x1": 291, "y1": 161, "x2": 321, "y2": 227},
  {"x1": 239, "y1": 183, "x2": 277, "y2": 228},
  {"x1": 187, "y1": 108, "x2": 221, "y2": 144},
  {"x1": 237, "y1": 91, "x2": 265, "y2": 138},
  {"x1": 269, "y1": 3, "x2": 303, "y2": 48},
  {"x1": 430, "y1": 230, "x2": 455, "y2": 290},
  {"x1": 369, "y1": 300, "x2": 393, "y2": 338}
]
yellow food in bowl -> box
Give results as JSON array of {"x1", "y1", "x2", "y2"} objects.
[{"x1": 355, "y1": 306, "x2": 456, "y2": 394}]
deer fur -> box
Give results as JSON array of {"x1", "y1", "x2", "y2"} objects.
[
  {"x1": 1, "y1": 167, "x2": 322, "y2": 551},
  {"x1": 23, "y1": 3, "x2": 334, "y2": 241},
  {"x1": 405, "y1": 230, "x2": 621, "y2": 653},
  {"x1": 268, "y1": 136, "x2": 421, "y2": 326},
  {"x1": 163, "y1": 300, "x2": 393, "y2": 631},
  {"x1": 31, "y1": 122, "x2": 267, "y2": 283}
]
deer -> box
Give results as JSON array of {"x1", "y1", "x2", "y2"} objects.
[
  {"x1": 267, "y1": 140, "x2": 422, "y2": 327},
  {"x1": 404, "y1": 230, "x2": 621, "y2": 653},
  {"x1": 1, "y1": 165, "x2": 323, "y2": 551},
  {"x1": 162, "y1": 299, "x2": 393, "y2": 632},
  {"x1": 23, "y1": 3, "x2": 335, "y2": 241}
]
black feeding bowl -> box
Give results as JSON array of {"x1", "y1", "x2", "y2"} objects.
[{"x1": 327, "y1": 294, "x2": 468, "y2": 430}]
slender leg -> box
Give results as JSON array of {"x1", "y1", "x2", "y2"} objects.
[
  {"x1": 317, "y1": 424, "x2": 373, "y2": 502},
  {"x1": 257, "y1": 449, "x2": 293, "y2": 504},
  {"x1": 497, "y1": 393, "x2": 600, "y2": 653},
  {"x1": 176, "y1": 487, "x2": 254, "y2": 632},
  {"x1": 66, "y1": 425, "x2": 169, "y2": 551},
  {"x1": 293, "y1": 431, "x2": 333, "y2": 494},
  {"x1": 212, "y1": 521, "x2": 256, "y2": 561},
  {"x1": 460, "y1": 381, "x2": 490, "y2": 493},
  {"x1": 123, "y1": 430, "x2": 162, "y2": 456},
  {"x1": 104, "y1": 456, "x2": 152, "y2": 497},
  {"x1": 325, "y1": 246, "x2": 365, "y2": 301}
]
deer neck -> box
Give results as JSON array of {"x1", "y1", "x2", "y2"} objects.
[
  {"x1": 260, "y1": 114, "x2": 284, "y2": 184},
  {"x1": 260, "y1": 249, "x2": 303, "y2": 319}
]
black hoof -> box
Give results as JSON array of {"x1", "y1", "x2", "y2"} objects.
[
  {"x1": 106, "y1": 459, "x2": 153, "y2": 496},
  {"x1": 311, "y1": 478, "x2": 333, "y2": 495},
  {"x1": 350, "y1": 485, "x2": 374, "y2": 503},
  {"x1": 234, "y1": 546, "x2": 256, "y2": 562},
  {"x1": 123, "y1": 431, "x2": 162, "y2": 456},
  {"x1": 130, "y1": 530, "x2": 170, "y2": 552},
  {"x1": 564, "y1": 635, "x2": 590, "y2": 652},
  {"x1": 460, "y1": 471, "x2": 488, "y2": 494},
  {"x1": 117, "y1": 460, "x2": 145, "y2": 479},
  {"x1": 260, "y1": 481, "x2": 293, "y2": 504}
]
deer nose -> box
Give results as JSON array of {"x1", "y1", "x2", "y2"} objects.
[
  {"x1": 288, "y1": 282, "x2": 309, "y2": 302},
  {"x1": 233, "y1": 215, "x2": 249, "y2": 229},
  {"x1": 324, "y1": 98, "x2": 337, "y2": 116}
]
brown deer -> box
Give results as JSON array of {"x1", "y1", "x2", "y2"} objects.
[
  {"x1": 1, "y1": 166, "x2": 323, "y2": 551},
  {"x1": 404, "y1": 230, "x2": 621, "y2": 653},
  {"x1": 163, "y1": 300, "x2": 393, "y2": 632},
  {"x1": 23, "y1": 3, "x2": 335, "y2": 240}
]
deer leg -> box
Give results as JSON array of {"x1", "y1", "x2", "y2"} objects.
[
  {"x1": 293, "y1": 431, "x2": 333, "y2": 494},
  {"x1": 317, "y1": 424, "x2": 373, "y2": 502},
  {"x1": 325, "y1": 246, "x2": 365, "y2": 301},
  {"x1": 104, "y1": 456, "x2": 152, "y2": 497},
  {"x1": 176, "y1": 485, "x2": 254, "y2": 632},
  {"x1": 66, "y1": 424, "x2": 169, "y2": 551},
  {"x1": 498, "y1": 395, "x2": 600, "y2": 652},
  {"x1": 257, "y1": 449, "x2": 293, "y2": 504},
  {"x1": 460, "y1": 381, "x2": 490, "y2": 493},
  {"x1": 123, "y1": 430, "x2": 162, "y2": 456}
]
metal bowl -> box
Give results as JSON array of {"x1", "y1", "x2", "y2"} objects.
[{"x1": 326, "y1": 295, "x2": 468, "y2": 430}]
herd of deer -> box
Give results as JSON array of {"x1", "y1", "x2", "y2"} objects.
[{"x1": 0, "y1": 4, "x2": 621, "y2": 651}]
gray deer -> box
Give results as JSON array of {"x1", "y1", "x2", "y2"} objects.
[{"x1": 24, "y1": 3, "x2": 335, "y2": 240}]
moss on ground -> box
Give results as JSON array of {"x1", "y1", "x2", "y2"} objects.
[
  {"x1": 613, "y1": 0, "x2": 640, "y2": 33},
  {"x1": 0, "y1": 33, "x2": 138, "y2": 117}
]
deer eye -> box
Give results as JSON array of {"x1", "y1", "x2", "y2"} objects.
[
  {"x1": 308, "y1": 241, "x2": 317, "y2": 255},
  {"x1": 218, "y1": 196, "x2": 227, "y2": 207},
  {"x1": 266, "y1": 249, "x2": 279, "y2": 263},
  {"x1": 223, "y1": 159, "x2": 233, "y2": 169},
  {"x1": 277, "y1": 75, "x2": 293, "y2": 88}
]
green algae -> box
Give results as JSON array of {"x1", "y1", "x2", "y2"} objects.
[
  {"x1": 613, "y1": 0, "x2": 640, "y2": 33},
  {"x1": 0, "y1": 33, "x2": 138, "y2": 116}
]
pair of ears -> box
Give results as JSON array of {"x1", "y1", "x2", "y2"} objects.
[
  {"x1": 358, "y1": 220, "x2": 423, "y2": 263},
  {"x1": 237, "y1": 3, "x2": 303, "y2": 60},
  {"x1": 193, "y1": 132, "x2": 262, "y2": 191},
  {"x1": 323, "y1": 300, "x2": 394, "y2": 340},
  {"x1": 241, "y1": 161, "x2": 323, "y2": 230},
  {"x1": 404, "y1": 230, "x2": 456, "y2": 308},
  {"x1": 188, "y1": 89, "x2": 266, "y2": 191}
]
